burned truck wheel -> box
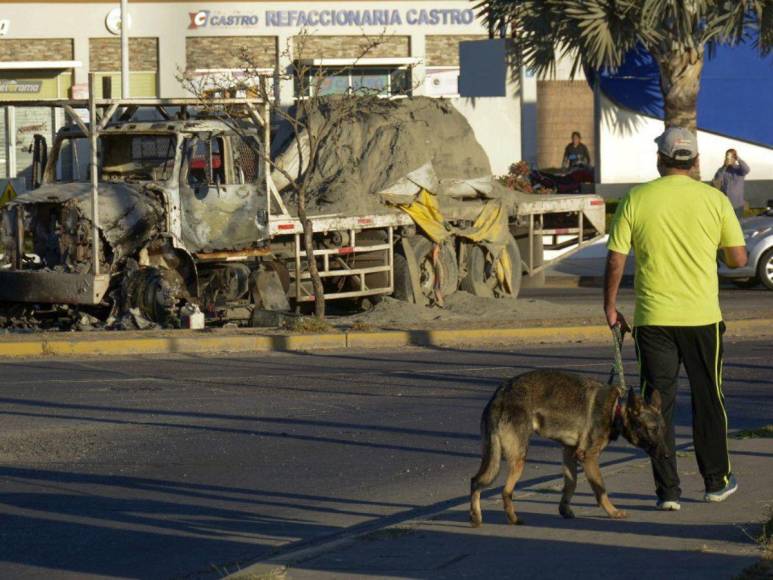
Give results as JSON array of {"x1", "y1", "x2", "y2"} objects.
[
  {"x1": 122, "y1": 266, "x2": 189, "y2": 327},
  {"x1": 460, "y1": 235, "x2": 522, "y2": 299},
  {"x1": 394, "y1": 236, "x2": 458, "y2": 303}
]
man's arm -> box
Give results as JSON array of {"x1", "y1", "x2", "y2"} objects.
[
  {"x1": 723, "y1": 246, "x2": 748, "y2": 268},
  {"x1": 562, "y1": 147, "x2": 570, "y2": 168},
  {"x1": 712, "y1": 168, "x2": 723, "y2": 190},
  {"x1": 581, "y1": 144, "x2": 591, "y2": 166},
  {"x1": 737, "y1": 158, "x2": 750, "y2": 176},
  {"x1": 604, "y1": 250, "x2": 630, "y2": 331}
]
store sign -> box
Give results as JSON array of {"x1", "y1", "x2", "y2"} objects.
[
  {"x1": 0, "y1": 80, "x2": 42, "y2": 94},
  {"x1": 265, "y1": 8, "x2": 476, "y2": 27},
  {"x1": 187, "y1": 8, "x2": 476, "y2": 29},
  {"x1": 189, "y1": 10, "x2": 260, "y2": 29}
]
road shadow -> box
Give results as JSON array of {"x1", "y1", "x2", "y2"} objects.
[{"x1": 284, "y1": 526, "x2": 757, "y2": 579}]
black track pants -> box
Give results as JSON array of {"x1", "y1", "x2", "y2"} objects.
[{"x1": 633, "y1": 322, "x2": 731, "y2": 500}]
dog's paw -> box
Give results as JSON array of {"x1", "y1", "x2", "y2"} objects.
[
  {"x1": 470, "y1": 513, "x2": 483, "y2": 528},
  {"x1": 575, "y1": 449, "x2": 586, "y2": 462},
  {"x1": 609, "y1": 509, "x2": 628, "y2": 519},
  {"x1": 505, "y1": 512, "x2": 524, "y2": 526},
  {"x1": 559, "y1": 505, "x2": 576, "y2": 519}
]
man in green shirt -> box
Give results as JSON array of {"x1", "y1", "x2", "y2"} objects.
[{"x1": 604, "y1": 127, "x2": 748, "y2": 511}]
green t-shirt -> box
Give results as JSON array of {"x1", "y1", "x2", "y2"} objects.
[{"x1": 608, "y1": 174, "x2": 745, "y2": 327}]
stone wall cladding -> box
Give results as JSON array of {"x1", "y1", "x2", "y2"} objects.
[
  {"x1": 537, "y1": 80, "x2": 594, "y2": 169},
  {"x1": 293, "y1": 35, "x2": 410, "y2": 59},
  {"x1": 425, "y1": 35, "x2": 487, "y2": 66},
  {"x1": 89, "y1": 38, "x2": 159, "y2": 71},
  {"x1": 186, "y1": 37, "x2": 278, "y2": 71},
  {"x1": 0, "y1": 38, "x2": 74, "y2": 62}
]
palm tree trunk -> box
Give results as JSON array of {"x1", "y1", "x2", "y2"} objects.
[{"x1": 657, "y1": 48, "x2": 704, "y2": 178}]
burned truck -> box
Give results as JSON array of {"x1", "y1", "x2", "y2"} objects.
[
  {"x1": 0, "y1": 97, "x2": 419, "y2": 327},
  {"x1": 0, "y1": 96, "x2": 605, "y2": 328}
]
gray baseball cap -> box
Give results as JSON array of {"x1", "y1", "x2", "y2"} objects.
[{"x1": 655, "y1": 127, "x2": 698, "y2": 161}]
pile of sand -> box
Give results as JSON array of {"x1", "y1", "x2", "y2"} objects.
[{"x1": 272, "y1": 97, "x2": 494, "y2": 215}]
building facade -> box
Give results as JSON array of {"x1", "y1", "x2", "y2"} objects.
[
  {"x1": 0, "y1": 1, "x2": 768, "y2": 196},
  {"x1": 1, "y1": 0, "x2": 542, "y2": 188}
]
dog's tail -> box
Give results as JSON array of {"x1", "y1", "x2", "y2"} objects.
[{"x1": 470, "y1": 417, "x2": 502, "y2": 493}]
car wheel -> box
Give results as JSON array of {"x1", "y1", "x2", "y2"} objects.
[{"x1": 757, "y1": 248, "x2": 773, "y2": 290}]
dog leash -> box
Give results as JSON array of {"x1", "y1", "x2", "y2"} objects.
[{"x1": 608, "y1": 324, "x2": 627, "y2": 393}]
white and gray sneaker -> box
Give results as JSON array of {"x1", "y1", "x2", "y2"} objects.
[
  {"x1": 656, "y1": 499, "x2": 681, "y2": 511},
  {"x1": 704, "y1": 475, "x2": 738, "y2": 503}
]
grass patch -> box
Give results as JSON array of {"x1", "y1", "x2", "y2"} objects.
[
  {"x1": 734, "y1": 425, "x2": 773, "y2": 440},
  {"x1": 349, "y1": 321, "x2": 377, "y2": 332},
  {"x1": 736, "y1": 511, "x2": 773, "y2": 580},
  {"x1": 283, "y1": 316, "x2": 334, "y2": 334}
]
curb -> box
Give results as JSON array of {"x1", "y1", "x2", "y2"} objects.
[{"x1": 0, "y1": 318, "x2": 770, "y2": 359}]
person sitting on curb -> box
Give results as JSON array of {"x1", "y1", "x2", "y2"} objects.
[
  {"x1": 713, "y1": 149, "x2": 750, "y2": 221},
  {"x1": 604, "y1": 127, "x2": 747, "y2": 512}
]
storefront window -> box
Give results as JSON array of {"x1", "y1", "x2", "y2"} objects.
[{"x1": 299, "y1": 66, "x2": 412, "y2": 98}]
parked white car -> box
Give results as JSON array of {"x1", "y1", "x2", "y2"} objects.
[{"x1": 719, "y1": 201, "x2": 773, "y2": 290}]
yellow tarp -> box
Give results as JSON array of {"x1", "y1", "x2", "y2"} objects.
[{"x1": 398, "y1": 188, "x2": 514, "y2": 296}]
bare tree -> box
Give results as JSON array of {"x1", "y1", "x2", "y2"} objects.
[{"x1": 181, "y1": 29, "x2": 395, "y2": 319}]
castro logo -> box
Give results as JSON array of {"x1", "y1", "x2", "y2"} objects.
[
  {"x1": 189, "y1": 10, "x2": 209, "y2": 29},
  {"x1": 188, "y1": 10, "x2": 259, "y2": 29}
]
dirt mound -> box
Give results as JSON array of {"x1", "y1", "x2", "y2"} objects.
[{"x1": 272, "y1": 97, "x2": 493, "y2": 214}]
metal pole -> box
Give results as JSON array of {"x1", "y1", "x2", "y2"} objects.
[
  {"x1": 120, "y1": 0, "x2": 129, "y2": 98},
  {"x1": 88, "y1": 73, "x2": 100, "y2": 275},
  {"x1": 5, "y1": 105, "x2": 16, "y2": 178}
]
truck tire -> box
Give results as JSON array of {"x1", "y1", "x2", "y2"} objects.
[
  {"x1": 394, "y1": 236, "x2": 458, "y2": 302},
  {"x1": 460, "y1": 235, "x2": 522, "y2": 299},
  {"x1": 758, "y1": 248, "x2": 773, "y2": 291}
]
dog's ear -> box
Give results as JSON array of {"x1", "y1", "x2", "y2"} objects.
[
  {"x1": 627, "y1": 388, "x2": 642, "y2": 415},
  {"x1": 649, "y1": 390, "x2": 663, "y2": 413}
]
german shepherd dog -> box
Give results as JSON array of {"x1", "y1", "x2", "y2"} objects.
[{"x1": 470, "y1": 370, "x2": 668, "y2": 526}]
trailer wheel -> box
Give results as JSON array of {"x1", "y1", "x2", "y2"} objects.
[
  {"x1": 394, "y1": 236, "x2": 458, "y2": 302},
  {"x1": 460, "y1": 235, "x2": 522, "y2": 299}
]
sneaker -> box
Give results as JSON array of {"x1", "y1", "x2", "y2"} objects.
[
  {"x1": 656, "y1": 499, "x2": 681, "y2": 511},
  {"x1": 704, "y1": 475, "x2": 738, "y2": 503}
]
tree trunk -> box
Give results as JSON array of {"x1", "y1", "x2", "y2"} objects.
[
  {"x1": 657, "y1": 48, "x2": 704, "y2": 179},
  {"x1": 296, "y1": 191, "x2": 326, "y2": 319}
]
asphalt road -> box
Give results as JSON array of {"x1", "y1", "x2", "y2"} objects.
[
  {"x1": 519, "y1": 285, "x2": 773, "y2": 318},
  {"x1": 0, "y1": 336, "x2": 770, "y2": 579}
]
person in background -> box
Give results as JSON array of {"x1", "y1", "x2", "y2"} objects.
[
  {"x1": 713, "y1": 149, "x2": 750, "y2": 221},
  {"x1": 562, "y1": 131, "x2": 591, "y2": 169}
]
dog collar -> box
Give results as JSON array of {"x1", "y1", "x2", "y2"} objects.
[{"x1": 614, "y1": 397, "x2": 624, "y2": 421}]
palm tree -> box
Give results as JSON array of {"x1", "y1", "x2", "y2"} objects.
[{"x1": 477, "y1": 1, "x2": 772, "y2": 133}]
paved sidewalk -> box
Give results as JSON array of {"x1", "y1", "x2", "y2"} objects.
[{"x1": 236, "y1": 436, "x2": 773, "y2": 579}]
